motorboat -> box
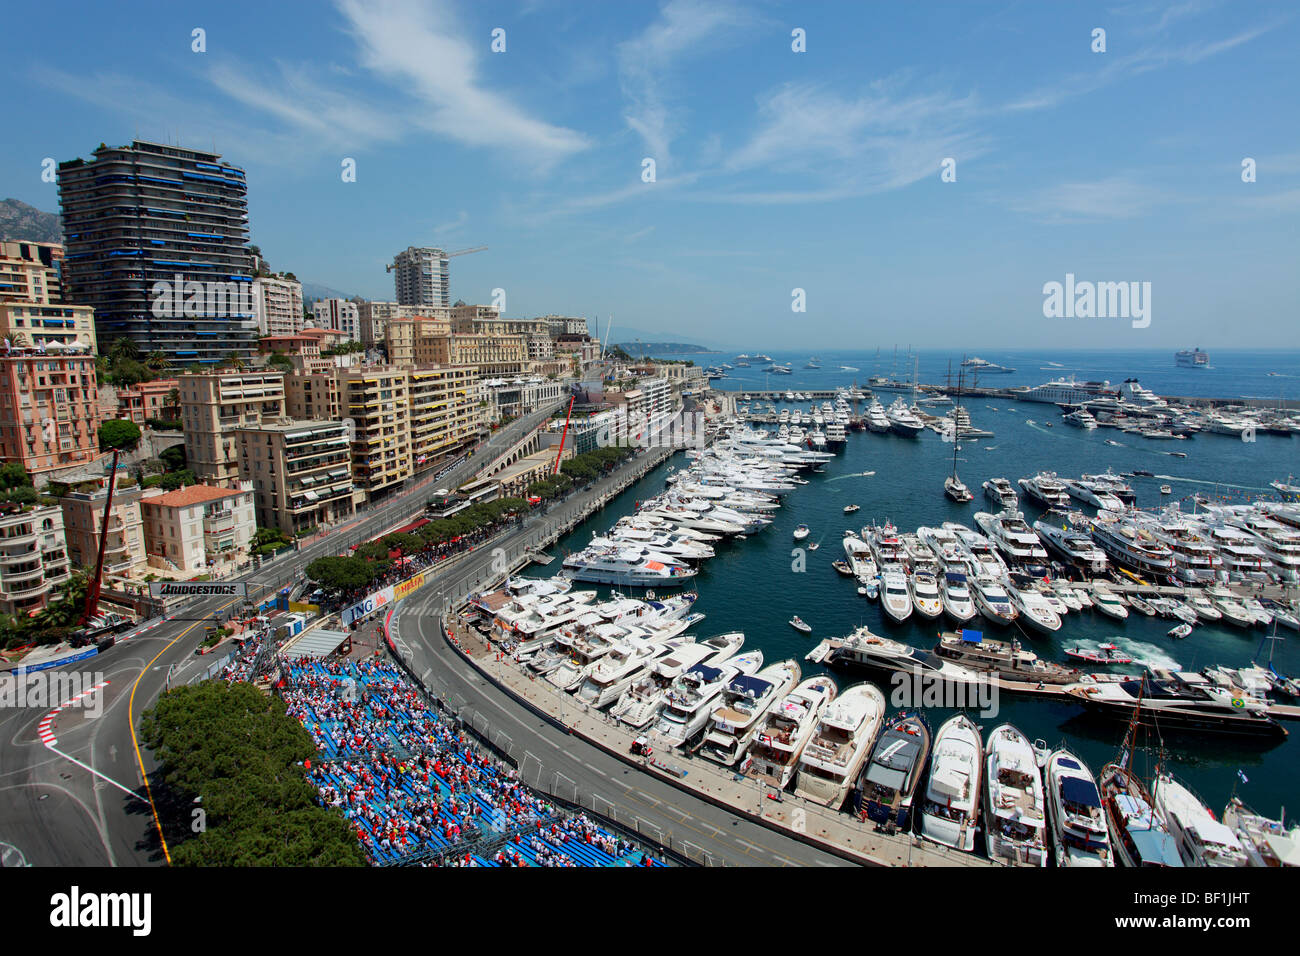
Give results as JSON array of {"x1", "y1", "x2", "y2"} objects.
[
  {"x1": 947, "y1": 523, "x2": 1008, "y2": 579},
  {"x1": 983, "y1": 478, "x2": 1018, "y2": 511},
  {"x1": 562, "y1": 546, "x2": 698, "y2": 588},
  {"x1": 970, "y1": 576, "x2": 1019, "y2": 626},
  {"x1": 909, "y1": 571, "x2": 943, "y2": 619},
  {"x1": 1065, "y1": 643, "x2": 1133, "y2": 665},
  {"x1": 843, "y1": 504, "x2": 860, "y2": 514},
  {"x1": 886, "y1": 398, "x2": 925, "y2": 438},
  {"x1": 1018, "y1": 472, "x2": 1071, "y2": 509},
  {"x1": 973, "y1": 510, "x2": 1048, "y2": 566},
  {"x1": 1088, "y1": 514, "x2": 1176, "y2": 577},
  {"x1": 1152, "y1": 774, "x2": 1249, "y2": 867},
  {"x1": 1186, "y1": 592, "x2": 1223, "y2": 622},
  {"x1": 858, "y1": 712, "x2": 931, "y2": 830},
  {"x1": 700, "y1": 659, "x2": 801, "y2": 766},
  {"x1": 934, "y1": 630, "x2": 1078, "y2": 684},
  {"x1": 984, "y1": 724, "x2": 1048, "y2": 866},
  {"x1": 1046, "y1": 749, "x2": 1113, "y2": 867},
  {"x1": 940, "y1": 572, "x2": 978, "y2": 623},
  {"x1": 920, "y1": 714, "x2": 983, "y2": 852},
  {"x1": 652, "y1": 654, "x2": 762, "y2": 748},
  {"x1": 611, "y1": 633, "x2": 746, "y2": 729},
  {"x1": 865, "y1": 400, "x2": 892, "y2": 433},
  {"x1": 1206, "y1": 587, "x2": 1255, "y2": 628},
  {"x1": 1063, "y1": 478, "x2": 1126, "y2": 513},
  {"x1": 793, "y1": 682, "x2": 886, "y2": 809},
  {"x1": 1006, "y1": 584, "x2": 1062, "y2": 634},
  {"x1": 789, "y1": 616, "x2": 812, "y2": 634},
  {"x1": 1222, "y1": 797, "x2": 1300, "y2": 867},
  {"x1": 743, "y1": 675, "x2": 838, "y2": 790},
  {"x1": 1168, "y1": 623, "x2": 1193, "y2": 639},
  {"x1": 1066, "y1": 669, "x2": 1287, "y2": 737},
  {"x1": 793, "y1": 524, "x2": 811, "y2": 541},
  {"x1": 879, "y1": 570, "x2": 913, "y2": 623},
  {"x1": 1033, "y1": 520, "x2": 1110, "y2": 574}
]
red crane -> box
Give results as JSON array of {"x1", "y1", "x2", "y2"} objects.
[
  {"x1": 81, "y1": 449, "x2": 119, "y2": 626},
  {"x1": 553, "y1": 395, "x2": 576, "y2": 475}
]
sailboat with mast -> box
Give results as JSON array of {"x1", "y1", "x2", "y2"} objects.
[
  {"x1": 944, "y1": 365, "x2": 974, "y2": 502},
  {"x1": 1098, "y1": 676, "x2": 1185, "y2": 867}
]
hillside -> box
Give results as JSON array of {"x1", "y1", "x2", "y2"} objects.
[{"x1": 0, "y1": 198, "x2": 62, "y2": 243}]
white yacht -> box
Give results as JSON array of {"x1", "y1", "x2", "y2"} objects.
[
  {"x1": 792, "y1": 682, "x2": 886, "y2": 809},
  {"x1": 1017, "y1": 472, "x2": 1071, "y2": 509},
  {"x1": 983, "y1": 477, "x2": 1018, "y2": 511},
  {"x1": 1152, "y1": 774, "x2": 1249, "y2": 867},
  {"x1": 1088, "y1": 514, "x2": 1176, "y2": 577},
  {"x1": 1007, "y1": 584, "x2": 1063, "y2": 634},
  {"x1": 886, "y1": 398, "x2": 925, "y2": 437},
  {"x1": 743, "y1": 674, "x2": 838, "y2": 790},
  {"x1": 842, "y1": 533, "x2": 878, "y2": 583},
  {"x1": 909, "y1": 570, "x2": 943, "y2": 619},
  {"x1": 946, "y1": 523, "x2": 1008, "y2": 579},
  {"x1": 1231, "y1": 514, "x2": 1300, "y2": 582},
  {"x1": 984, "y1": 725, "x2": 1048, "y2": 866},
  {"x1": 1222, "y1": 798, "x2": 1300, "y2": 868},
  {"x1": 1091, "y1": 587, "x2": 1130, "y2": 620},
  {"x1": 1046, "y1": 749, "x2": 1113, "y2": 867},
  {"x1": 1063, "y1": 478, "x2": 1126, "y2": 513},
  {"x1": 1033, "y1": 520, "x2": 1110, "y2": 574},
  {"x1": 971, "y1": 576, "x2": 1019, "y2": 626},
  {"x1": 1205, "y1": 587, "x2": 1255, "y2": 628},
  {"x1": 561, "y1": 546, "x2": 698, "y2": 588},
  {"x1": 700, "y1": 659, "x2": 800, "y2": 766},
  {"x1": 920, "y1": 714, "x2": 983, "y2": 852},
  {"x1": 865, "y1": 400, "x2": 891, "y2": 433},
  {"x1": 574, "y1": 637, "x2": 675, "y2": 709},
  {"x1": 652, "y1": 653, "x2": 762, "y2": 747},
  {"x1": 973, "y1": 510, "x2": 1048, "y2": 566},
  {"x1": 917, "y1": 525, "x2": 975, "y2": 575},
  {"x1": 879, "y1": 570, "x2": 913, "y2": 623},
  {"x1": 545, "y1": 621, "x2": 635, "y2": 690},
  {"x1": 1063, "y1": 408, "x2": 1098, "y2": 429},
  {"x1": 611, "y1": 633, "x2": 744, "y2": 729},
  {"x1": 940, "y1": 572, "x2": 978, "y2": 623}
]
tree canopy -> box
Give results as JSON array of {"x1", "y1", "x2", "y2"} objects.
[
  {"x1": 98, "y1": 419, "x2": 142, "y2": 451},
  {"x1": 141, "y1": 681, "x2": 366, "y2": 866}
]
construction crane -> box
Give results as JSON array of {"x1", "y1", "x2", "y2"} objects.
[
  {"x1": 81, "y1": 449, "x2": 119, "y2": 627},
  {"x1": 385, "y1": 246, "x2": 487, "y2": 272}
]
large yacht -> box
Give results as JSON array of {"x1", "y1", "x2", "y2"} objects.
[
  {"x1": 1129, "y1": 510, "x2": 1221, "y2": 584},
  {"x1": 983, "y1": 477, "x2": 1019, "y2": 511},
  {"x1": 859, "y1": 712, "x2": 931, "y2": 830},
  {"x1": 743, "y1": 674, "x2": 838, "y2": 790},
  {"x1": 940, "y1": 572, "x2": 978, "y2": 623},
  {"x1": 1017, "y1": 472, "x2": 1071, "y2": 509},
  {"x1": 946, "y1": 523, "x2": 1008, "y2": 579},
  {"x1": 920, "y1": 714, "x2": 983, "y2": 852},
  {"x1": 1033, "y1": 519, "x2": 1110, "y2": 574},
  {"x1": 1066, "y1": 669, "x2": 1287, "y2": 737},
  {"x1": 1062, "y1": 478, "x2": 1126, "y2": 513},
  {"x1": 962, "y1": 356, "x2": 1016, "y2": 374},
  {"x1": 792, "y1": 683, "x2": 886, "y2": 809},
  {"x1": 973, "y1": 510, "x2": 1048, "y2": 565},
  {"x1": 865, "y1": 399, "x2": 892, "y2": 433},
  {"x1": 1046, "y1": 750, "x2": 1113, "y2": 867},
  {"x1": 934, "y1": 630, "x2": 1077, "y2": 684},
  {"x1": 908, "y1": 570, "x2": 943, "y2": 620},
  {"x1": 700, "y1": 659, "x2": 800, "y2": 766},
  {"x1": 1006, "y1": 583, "x2": 1062, "y2": 634},
  {"x1": 984, "y1": 725, "x2": 1048, "y2": 866},
  {"x1": 886, "y1": 398, "x2": 925, "y2": 437},
  {"x1": 970, "y1": 576, "x2": 1019, "y2": 626},
  {"x1": 879, "y1": 570, "x2": 913, "y2": 623},
  {"x1": 574, "y1": 637, "x2": 676, "y2": 709},
  {"x1": 1012, "y1": 378, "x2": 1114, "y2": 405},
  {"x1": 561, "y1": 546, "x2": 698, "y2": 588},
  {"x1": 1152, "y1": 774, "x2": 1249, "y2": 867},
  {"x1": 652, "y1": 654, "x2": 762, "y2": 747},
  {"x1": 1087, "y1": 514, "x2": 1176, "y2": 577},
  {"x1": 611, "y1": 634, "x2": 745, "y2": 729},
  {"x1": 1175, "y1": 348, "x2": 1209, "y2": 368}
]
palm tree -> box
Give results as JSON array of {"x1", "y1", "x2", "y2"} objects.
[
  {"x1": 223, "y1": 351, "x2": 245, "y2": 370},
  {"x1": 165, "y1": 387, "x2": 181, "y2": 419},
  {"x1": 145, "y1": 350, "x2": 169, "y2": 373}
]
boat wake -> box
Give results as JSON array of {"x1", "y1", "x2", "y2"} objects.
[
  {"x1": 1151, "y1": 475, "x2": 1273, "y2": 493},
  {"x1": 1071, "y1": 637, "x2": 1181, "y2": 672},
  {"x1": 827, "y1": 471, "x2": 876, "y2": 482},
  {"x1": 839, "y1": 366, "x2": 860, "y2": 371}
]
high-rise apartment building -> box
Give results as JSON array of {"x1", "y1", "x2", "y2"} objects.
[
  {"x1": 407, "y1": 366, "x2": 480, "y2": 468},
  {"x1": 56, "y1": 140, "x2": 255, "y2": 364},
  {"x1": 338, "y1": 368, "x2": 411, "y2": 496},
  {"x1": 389, "y1": 247, "x2": 450, "y2": 308},
  {"x1": 311, "y1": 298, "x2": 360, "y2": 343},
  {"x1": 253, "y1": 274, "x2": 304, "y2": 337},
  {"x1": 178, "y1": 370, "x2": 286, "y2": 485},
  {"x1": 0, "y1": 504, "x2": 70, "y2": 616}
]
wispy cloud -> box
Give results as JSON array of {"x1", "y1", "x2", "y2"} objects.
[
  {"x1": 434, "y1": 210, "x2": 470, "y2": 235},
  {"x1": 1009, "y1": 175, "x2": 1172, "y2": 222},
  {"x1": 617, "y1": 0, "x2": 759, "y2": 167}
]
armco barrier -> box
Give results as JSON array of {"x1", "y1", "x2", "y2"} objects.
[{"x1": 1, "y1": 646, "x2": 98, "y2": 675}]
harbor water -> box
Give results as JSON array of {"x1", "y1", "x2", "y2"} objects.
[{"x1": 526, "y1": 353, "x2": 1300, "y2": 819}]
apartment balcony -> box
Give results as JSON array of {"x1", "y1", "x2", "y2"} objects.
[
  {"x1": 2, "y1": 577, "x2": 50, "y2": 600},
  {"x1": 203, "y1": 511, "x2": 236, "y2": 534},
  {"x1": 0, "y1": 535, "x2": 38, "y2": 558}
]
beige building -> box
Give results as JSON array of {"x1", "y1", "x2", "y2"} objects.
[
  {"x1": 356, "y1": 300, "x2": 439, "y2": 347},
  {"x1": 311, "y1": 298, "x2": 360, "y2": 343},
  {"x1": 252, "y1": 274, "x2": 304, "y2": 337},
  {"x1": 386, "y1": 315, "x2": 452, "y2": 367},
  {"x1": 235, "y1": 420, "x2": 355, "y2": 536},
  {"x1": 60, "y1": 481, "x2": 146, "y2": 578},
  {"x1": 179, "y1": 371, "x2": 286, "y2": 485},
  {"x1": 284, "y1": 370, "x2": 342, "y2": 421},
  {"x1": 0, "y1": 503, "x2": 71, "y2": 616},
  {"x1": 408, "y1": 366, "x2": 481, "y2": 469},
  {"x1": 140, "y1": 482, "x2": 256, "y2": 574},
  {"x1": 417, "y1": 332, "x2": 526, "y2": 378},
  {"x1": 339, "y1": 368, "x2": 411, "y2": 496}
]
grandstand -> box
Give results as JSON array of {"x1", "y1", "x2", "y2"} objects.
[{"x1": 221, "y1": 640, "x2": 665, "y2": 867}]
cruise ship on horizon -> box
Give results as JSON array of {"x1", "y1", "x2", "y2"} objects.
[{"x1": 1175, "y1": 347, "x2": 1209, "y2": 368}]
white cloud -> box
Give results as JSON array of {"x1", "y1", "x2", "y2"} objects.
[{"x1": 1010, "y1": 176, "x2": 1171, "y2": 222}]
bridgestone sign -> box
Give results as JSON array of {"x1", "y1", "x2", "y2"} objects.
[{"x1": 148, "y1": 582, "x2": 248, "y2": 598}]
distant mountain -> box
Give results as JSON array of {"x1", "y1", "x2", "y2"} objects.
[
  {"x1": 0, "y1": 198, "x2": 62, "y2": 243},
  {"x1": 300, "y1": 280, "x2": 362, "y2": 305},
  {"x1": 615, "y1": 341, "x2": 715, "y2": 355}
]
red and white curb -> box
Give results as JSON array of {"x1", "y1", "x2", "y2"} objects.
[
  {"x1": 38, "y1": 680, "x2": 110, "y2": 748},
  {"x1": 122, "y1": 621, "x2": 163, "y2": 642}
]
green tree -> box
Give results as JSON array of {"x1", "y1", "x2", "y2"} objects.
[
  {"x1": 98, "y1": 419, "x2": 142, "y2": 451},
  {"x1": 109, "y1": 337, "x2": 140, "y2": 364},
  {"x1": 0, "y1": 462, "x2": 31, "y2": 490},
  {"x1": 159, "y1": 445, "x2": 187, "y2": 472},
  {"x1": 145, "y1": 350, "x2": 169, "y2": 373}
]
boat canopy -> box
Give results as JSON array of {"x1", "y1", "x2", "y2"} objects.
[
  {"x1": 946, "y1": 572, "x2": 968, "y2": 584},
  {"x1": 1062, "y1": 777, "x2": 1102, "y2": 808},
  {"x1": 959, "y1": 629, "x2": 983, "y2": 644},
  {"x1": 689, "y1": 663, "x2": 725, "y2": 683},
  {"x1": 728, "y1": 674, "x2": 772, "y2": 697},
  {"x1": 1128, "y1": 828, "x2": 1185, "y2": 867}
]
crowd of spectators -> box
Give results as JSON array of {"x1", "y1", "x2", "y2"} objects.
[{"x1": 221, "y1": 639, "x2": 662, "y2": 867}]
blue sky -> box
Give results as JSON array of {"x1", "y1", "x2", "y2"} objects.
[{"x1": 2, "y1": 0, "x2": 1297, "y2": 349}]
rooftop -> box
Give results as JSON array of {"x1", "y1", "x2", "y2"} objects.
[{"x1": 145, "y1": 484, "x2": 247, "y2": 508}]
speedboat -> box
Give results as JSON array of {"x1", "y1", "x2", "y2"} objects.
[
  {"x1": 743, "y1": 675, "x2": 838, "y2": 790},
  {"x1": 844, "y1": 504, "x2": 860, "y2": 514},
  {"x1": 983, "y1": 724, "x2": 1048, "y2": 866},
  {"x1": 859, "y1": 712, "x2": 931, "y2": 831},
  {"x1": 879, "y1": 570, "x2": 913, "y2": 623},
  {"x1": 1065, "y1": 643, "x2": 1133, "y2": 665},
  {"x1": 1046, "y1": 749, "x2": 1113, "y2": 867},
  {"x1": 789, "y1": 616, "x2": 812, "y2": 634},
  {"x1": 1152, "y1": 774, "x2": 1249, "y2": 867},
  {"x1": 793, "y1": 524, "x2": 811, "y2": 541},
  {"x1": 793, "y1": 682, "x2": 886, "y2": 809},
  {"x1": 1168, "y1": 623, "x2": 1193, "y2": 639},
  {"x1": 920, "y1": 714, "x2": 983, "y2": 852}
]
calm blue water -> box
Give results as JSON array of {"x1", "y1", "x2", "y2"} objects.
[{"x1": 530, "y1": 351, "x2": 1300, "y2": 820}]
